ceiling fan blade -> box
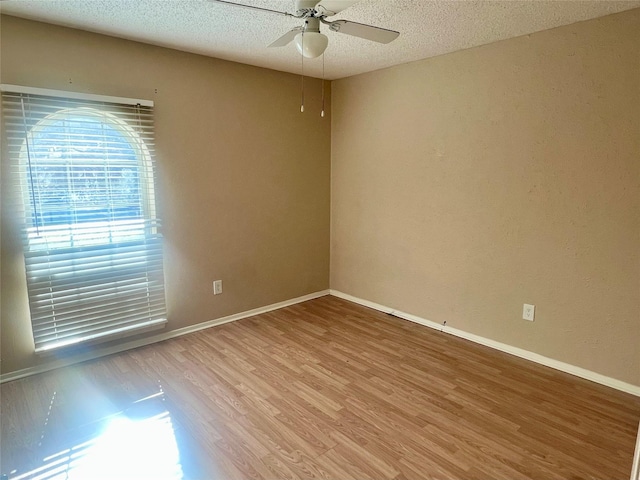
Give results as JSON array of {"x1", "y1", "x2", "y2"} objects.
[
  {"x1": 329, "y1": 20, "x2": 399, "y2": 43},
  {"x1": 315, "y1": 0, "x2": 360, "y2": 16},
  {"x1": 209, "y1": 0, "x2": 293, "y2": 17},
  {"x1": 268, "y1": 27, "x2": 303, "y2": 47}
]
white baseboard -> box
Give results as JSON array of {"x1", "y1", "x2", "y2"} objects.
[
  {"x1": 0, "y1": 289, "x2": 330, "y2": 384},
  {"x1": 5, "y1": 288, "x2": 638, "y2": 398},
  {"x1": 330, "y1": 290, "x2": 640, "y2": 397},
  {"x1": 632, "y1": 422, "x2": 640, "y2": 480}
]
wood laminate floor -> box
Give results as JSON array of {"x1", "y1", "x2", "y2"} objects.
[{"x1": 2, "y1": 296, "x2": 639, "y2": 479}]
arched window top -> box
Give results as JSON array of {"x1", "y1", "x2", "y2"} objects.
[
  {"x1": 28, "y1": 108, "x2": 139, "y2": 163},
  {"x1": 25, "y1": 106, "x2": 153, "y2": 163},
  {"x1": 17, "y1": 105, "x2": 157, "y2": 249}
]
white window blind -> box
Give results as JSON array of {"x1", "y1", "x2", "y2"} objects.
[{"x1": 2, "y1": 85, "x2": 167, "y2": 352}]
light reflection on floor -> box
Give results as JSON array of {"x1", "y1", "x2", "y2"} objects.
[{"x1": 7, "y1": 390, "x2": 184, "y2": 480}]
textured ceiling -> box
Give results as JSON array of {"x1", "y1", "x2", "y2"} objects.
[{"x1": 1, "y1": 0, "x2": 639, "y2": 79}]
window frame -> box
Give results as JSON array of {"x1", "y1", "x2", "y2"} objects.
[{"x1": 1, "y1": 84, "x2": 167, "y2": 353}]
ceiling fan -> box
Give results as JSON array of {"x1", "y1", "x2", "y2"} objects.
[{"x1": 211, "y1": 0, "x2": 400, "y2": 58}]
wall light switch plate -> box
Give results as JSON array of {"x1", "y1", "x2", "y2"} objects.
[{"x1": 523, "y1": 304, "x2": 535, "y2": 321}]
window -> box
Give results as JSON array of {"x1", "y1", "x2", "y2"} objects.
[{"x1": 2, "y1": 85, "x2": 167, "y2": 352}]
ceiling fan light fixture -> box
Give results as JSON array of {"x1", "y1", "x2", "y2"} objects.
[{"x1": 294, "y1": 32, "x2": 328, "y2": 58}]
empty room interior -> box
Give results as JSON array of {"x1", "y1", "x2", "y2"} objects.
[{"x1": 1, "y1": 1, "x2": 639, "y2": 479}]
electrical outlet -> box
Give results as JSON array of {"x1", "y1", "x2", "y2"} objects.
[
  {"x1": 213, "y1": 280, "x2": 222, "y2": 295},
  {"x1": 523, "y1": 304, "x2": 535, "y2": 321}
]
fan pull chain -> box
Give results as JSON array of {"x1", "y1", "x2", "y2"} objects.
[
  {"x1": 321, "y1": 52, "x2": 325, "y2": 118},
  {"x1": 300, "y1": 31, "x2": 305, "y2": 113}
]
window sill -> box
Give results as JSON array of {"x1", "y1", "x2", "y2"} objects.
[{"x1": 35, "y1": 318, "x2": 168, "y2": 356}]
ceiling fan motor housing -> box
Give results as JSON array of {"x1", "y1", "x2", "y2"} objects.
[{"x1": 303, "y1": 17, "x2": 321, "y2": 33}]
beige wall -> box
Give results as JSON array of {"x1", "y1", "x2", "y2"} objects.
[
  {"x1": 2, "y1": 10, "x2": 638, "y2": 388},
  {"x1": 331, "y1": 10, "x2": 640, "y2": 386},
  {"x1": 0, "y1": 16, "x2": 331, "y2": 375}
]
